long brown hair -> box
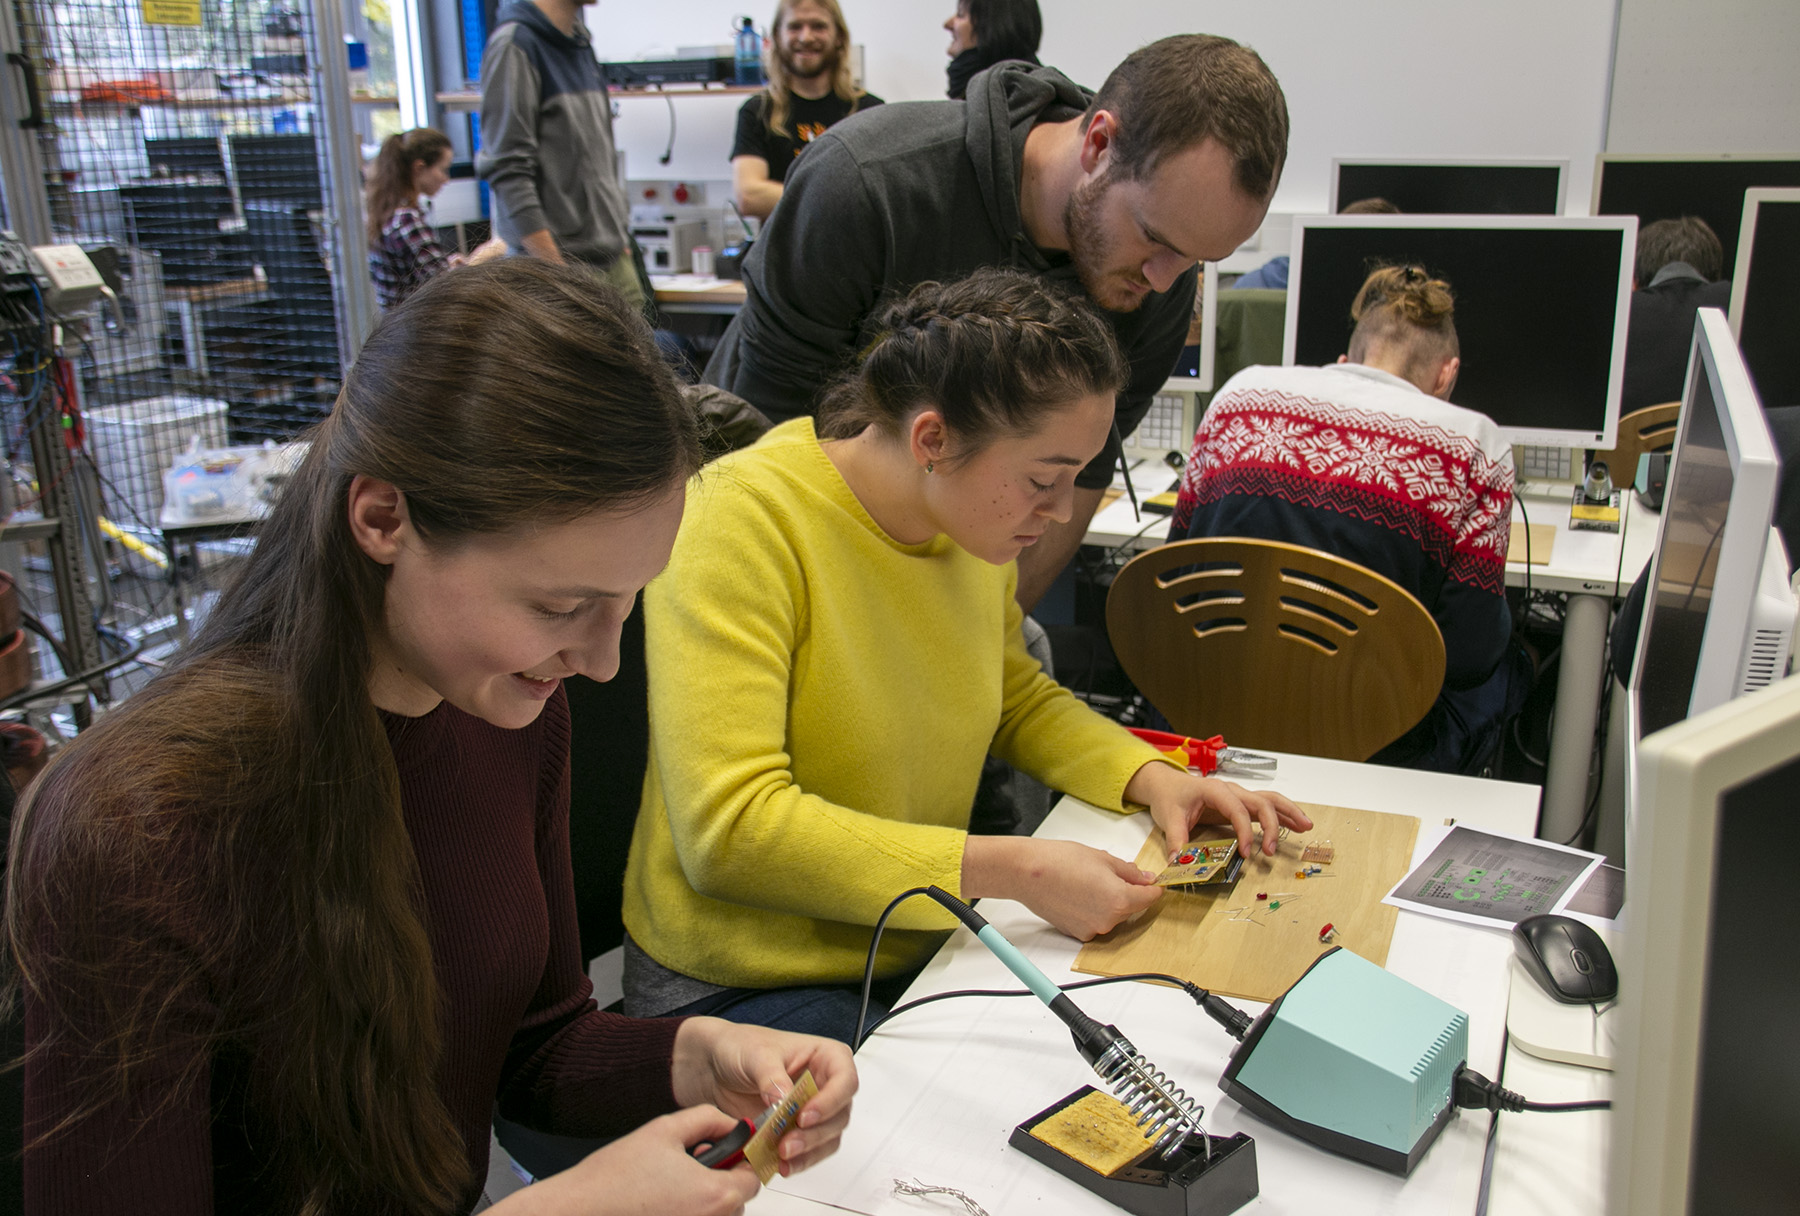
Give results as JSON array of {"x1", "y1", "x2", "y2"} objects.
[
  {"x1": 365, "y1": 127, "x2": 452, "y2": 245},
  {"x1": 764, "y1": 0, "x2": 867, "y2": 139},
  {"x1": 5, "y1": 259, "x2": 702, "y2": 1214}
]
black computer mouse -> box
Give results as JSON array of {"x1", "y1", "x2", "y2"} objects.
[{"x1": 1512, "y1": 914, "x2": 1618, "y2": 1005}]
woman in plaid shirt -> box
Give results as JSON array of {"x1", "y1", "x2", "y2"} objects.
[{"x1": 366, "y1": 128, "x2": 506, "y2": 309}]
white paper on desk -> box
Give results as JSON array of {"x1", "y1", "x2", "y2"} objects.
[
  {"x1": 646, "y1": 274, "x2": 726, "y2": 290},
  {"x1": 1382, "y1": 824, "x2": 1604, "y2": 930}
]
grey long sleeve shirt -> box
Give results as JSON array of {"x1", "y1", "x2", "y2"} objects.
[{"x1": 476, "y1": 0, "x2": 630, "y2": 267}]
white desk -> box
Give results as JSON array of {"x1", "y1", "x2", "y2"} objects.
[
  {"x1": 1082, "y1": 477, "x2": 1661, "y2": 843},
  {"x1": 750, "y1": 755, "x2": 1610, "y2": 1215}
]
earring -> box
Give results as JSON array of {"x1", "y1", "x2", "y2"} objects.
[{"x1": 926, "y1": 461, "x2": 935, "y2": 474}]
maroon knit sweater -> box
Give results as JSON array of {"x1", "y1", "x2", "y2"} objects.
[{"x1": 22, "y1": 685, "x2": 684, "y2": 1214}]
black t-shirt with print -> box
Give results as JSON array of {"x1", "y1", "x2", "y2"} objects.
[{"x1": 730, "y1": 90, "x2": 884, "y2": 185}]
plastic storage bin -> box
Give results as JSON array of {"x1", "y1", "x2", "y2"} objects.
[{"x1": 84, "y1": 394, "x2": 230, "y2": 528}]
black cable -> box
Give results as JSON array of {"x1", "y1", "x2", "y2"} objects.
[
  {"x1": 0, "y1": 631, "x2": 145, "y2": 712},
  {"x1": 852, "y1": 888, "x2": 1252, "y2": 1051},
  {"x1": 863, "y1": 971, "x2": 1254, "y2": 1048},
  {"x1": 17, "y1": 610, "x2": 71, "y2": 680},
  {"x1": 659, "y1": 92, "x2": 676, "y2": 165},
  {"x1": 1515, "y1": 485, "x2": 1533, "y2": 611},
  {"x1": 1453, "y1": 1067, "x2": 1612, "y2": 1114},
  {"x1": 1560, "y1": 494, "x2": 1634, "y2": 848}
]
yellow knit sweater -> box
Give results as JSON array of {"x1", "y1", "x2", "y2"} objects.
[{"x1": 622, "y1": 420, "x2": 1171, "y2": 988}]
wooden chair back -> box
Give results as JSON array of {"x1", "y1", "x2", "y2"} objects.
[
  {"x1": 1106, "y1": 538, "x2": 1446, "y2": 762},
  {"x1": 1594, "y1": 401, "x2": 1681, "y2": 485}
]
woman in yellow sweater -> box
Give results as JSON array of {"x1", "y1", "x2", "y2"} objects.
[{"x1": 623, "y1": 269, "x2": 1309, "y2": 1041}]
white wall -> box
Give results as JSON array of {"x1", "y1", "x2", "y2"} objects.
[
  {"x1": 1607, "y1": 0, "x2": 1800, "y2": 153},
  {"x1": 591, "y1": 0, "x2": 1619, "y2": 215}
]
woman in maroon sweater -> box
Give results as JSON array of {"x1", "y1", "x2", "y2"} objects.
[{"x1": 3, "y1": 259, "x2": 855, "y2": 1215}]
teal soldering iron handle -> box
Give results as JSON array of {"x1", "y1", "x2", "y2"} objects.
[{"x1": 922, "y1": 886, "x2": 1210, "y2": 1159}]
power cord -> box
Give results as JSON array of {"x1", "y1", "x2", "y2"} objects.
[
  {"x1": 852, "y1": 887, "x2": 1252, "y2": 1051},
  {"x1": 1452, "y1": 1067, "x2": 1612, "y2": 1114}
]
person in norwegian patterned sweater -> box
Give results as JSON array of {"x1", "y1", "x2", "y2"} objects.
[{"x1": 1168, "y1": 263, "x2": 1522, "y2": 773}]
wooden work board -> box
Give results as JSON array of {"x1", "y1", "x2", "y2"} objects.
[
  {"x1": 1508, "y1": 521, "x2": 1556, "y2": 565},
  {"x1": 1073, "y1": 802, "x2": 1420, "y2": 1003}
]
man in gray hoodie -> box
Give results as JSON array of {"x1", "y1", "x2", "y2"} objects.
[
  {"x1": 477, "y1": 0, "x2": 641, "y2": 309},
  {"x1": 704, "y1": 36, "x2": 1288, "y2": 608}
]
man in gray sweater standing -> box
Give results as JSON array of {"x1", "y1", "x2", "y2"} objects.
[
  {"x1": 704, "y1": 36, "x2": 1289, "y2": 609},
  {"x1": 477, "y1": 0, "x2": 642, "y2": 310}
]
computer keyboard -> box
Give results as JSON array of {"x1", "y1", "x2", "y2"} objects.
[
  {"x1": 1513, "y1": 444, "x2": 1578, "y2": 483},
  {"x1": 1127, "y1": 392, "x2": 1195, "y2": 457}
]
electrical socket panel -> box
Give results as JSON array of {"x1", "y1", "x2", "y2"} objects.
[
  {"x1": 0, "y1": 231, "x2": 33, "y2": 280},
  {"x1": 30, "y1": 244, "x2": 106, "y2": 312}
]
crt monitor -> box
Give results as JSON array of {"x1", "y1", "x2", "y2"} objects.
[
  {"x1": 1728, "y1": 187, "x2": 1800, "y2": 411},
  {"x1": 1284, "y1": 214, "x2": 1635, "y2": 449},
  {"x1": 1627, "y1": 307, "x2": 1784, "y2": 742},
  {"x1": 1591, "y1": 153, "x2": 1800, "y2": 275},
  {"x1": 1611, "y1": 672, "x2": 1800, "y2": 1214},
  {"x1": 1329, "y1": 159, "x2": 1566, "y2": 215}
]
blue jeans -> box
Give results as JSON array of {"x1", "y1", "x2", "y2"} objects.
[{"x1": 662, "y1": 972, "x2": 919, "y2": 1046}]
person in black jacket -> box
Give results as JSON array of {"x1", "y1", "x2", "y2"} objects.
[
  {"x1": 944, "y1": 0, "x2": 1042, "y2": 99},
  {"x1": 1620, "y1": 216, "x2": 1733, "y2": 412},
  {"x1": 703, "y1": 36, "x2": 1289, "y2": 610}
]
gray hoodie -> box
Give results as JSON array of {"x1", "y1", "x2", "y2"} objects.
[
  {"x1": 476, "y1": 0, "x2": 629, "y2": 266},
  {"x1": 702, "y1": 62, "x2": 1197, "y2": 487}
]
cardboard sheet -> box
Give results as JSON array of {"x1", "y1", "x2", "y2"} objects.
[
  {"x1": 1508, "y1": 521, "x2": 1556, "y2": 565},
  {"x1": 1073, "y1": 802, "x2": 1420, "y2": 1003}
]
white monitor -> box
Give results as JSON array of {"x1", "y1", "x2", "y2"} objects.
[
  {"x1": 1328, "y1": 158, "x2": 1567, "y2": 215},
  {"x1": 1728, "y1": 187, "x2": 1800, "y2": 411},
  {"x1": 1627, "y1": 308, "x2": 1784, "y2": 744},
  {"x1": 1125, "y1": 262, "x2": 1218, "y2": 464},
  {"x1": 1591, "y1": 152, "x2": 1800, "y2": 275},
  {"x1": 1162, "y1": 260, "x2": 1220, "y2": 393},
  {"x1": 1610, "y1": 671, "x2": 1800, "y2": 1215},
  {"x1": 1284, "y1": 214, "x2": 1635, "y2": 449}
]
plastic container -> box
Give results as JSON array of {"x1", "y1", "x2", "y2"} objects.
[
  {"x1": 161, "y1": 437, "x2": 310, "y2": 525},
  {"x1": 84, "y1": 394, "x2": 230, "y2": 528},
  {"x1": 734, "y1": 18, "x2": 763, "y2": 86}
]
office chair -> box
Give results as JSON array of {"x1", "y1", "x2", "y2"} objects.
[
  {"x1": 1593, "y1": 401, "x2": 1680, "y2": 486},
  {"x1": 1106, "y1": 537, "x2": 1445, "y2": 762},
  {"x1": 1212, "y1": 288, "x2": 1288, "y2": 385}
]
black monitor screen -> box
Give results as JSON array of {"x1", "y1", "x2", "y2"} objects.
[
  {"x1": 1335, "y1": 163, "x2": 1562, "y2": 215},
  {"x1": 1737, "y1": 200, "x2": 1800, "y2": 410},
  {"x1": 230, "y1": 134, "x2": 323, "y2": 207},
  {"x1": 144, "y1": 136, "x2": 225, "y2": 180},
  {"x1": 1290, "y1": 225, "x2": 1624, "y2": 438},
  {"x1": 1690, "y1": 749, "x2": 1800, "y2": 1209},
  {"x1": 1594, "y1": 158, "x2": 1800, "y2": 274},
  {"x1": 1636, "y1": 363, "x2": 1731, "y2": 737}
]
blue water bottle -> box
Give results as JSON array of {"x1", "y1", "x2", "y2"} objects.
[{"x1": 734, "y1": 17, "x2": 762, "y2": 86}]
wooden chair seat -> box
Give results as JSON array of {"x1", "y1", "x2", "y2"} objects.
[
  {"x1": 1594, "y1": 401, "x2": 1680, "y2": 485},
  {"x1": 1106, "y1": 537, "x2": 1446, "y2": 762}
]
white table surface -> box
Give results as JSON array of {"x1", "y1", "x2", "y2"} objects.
[
  {"x1": 1081, "y1": 472, "x2": 1658, "y2": 599},
  {"x1": 749, "y1": 754, "x2": 1608, "y2": 1216}
]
